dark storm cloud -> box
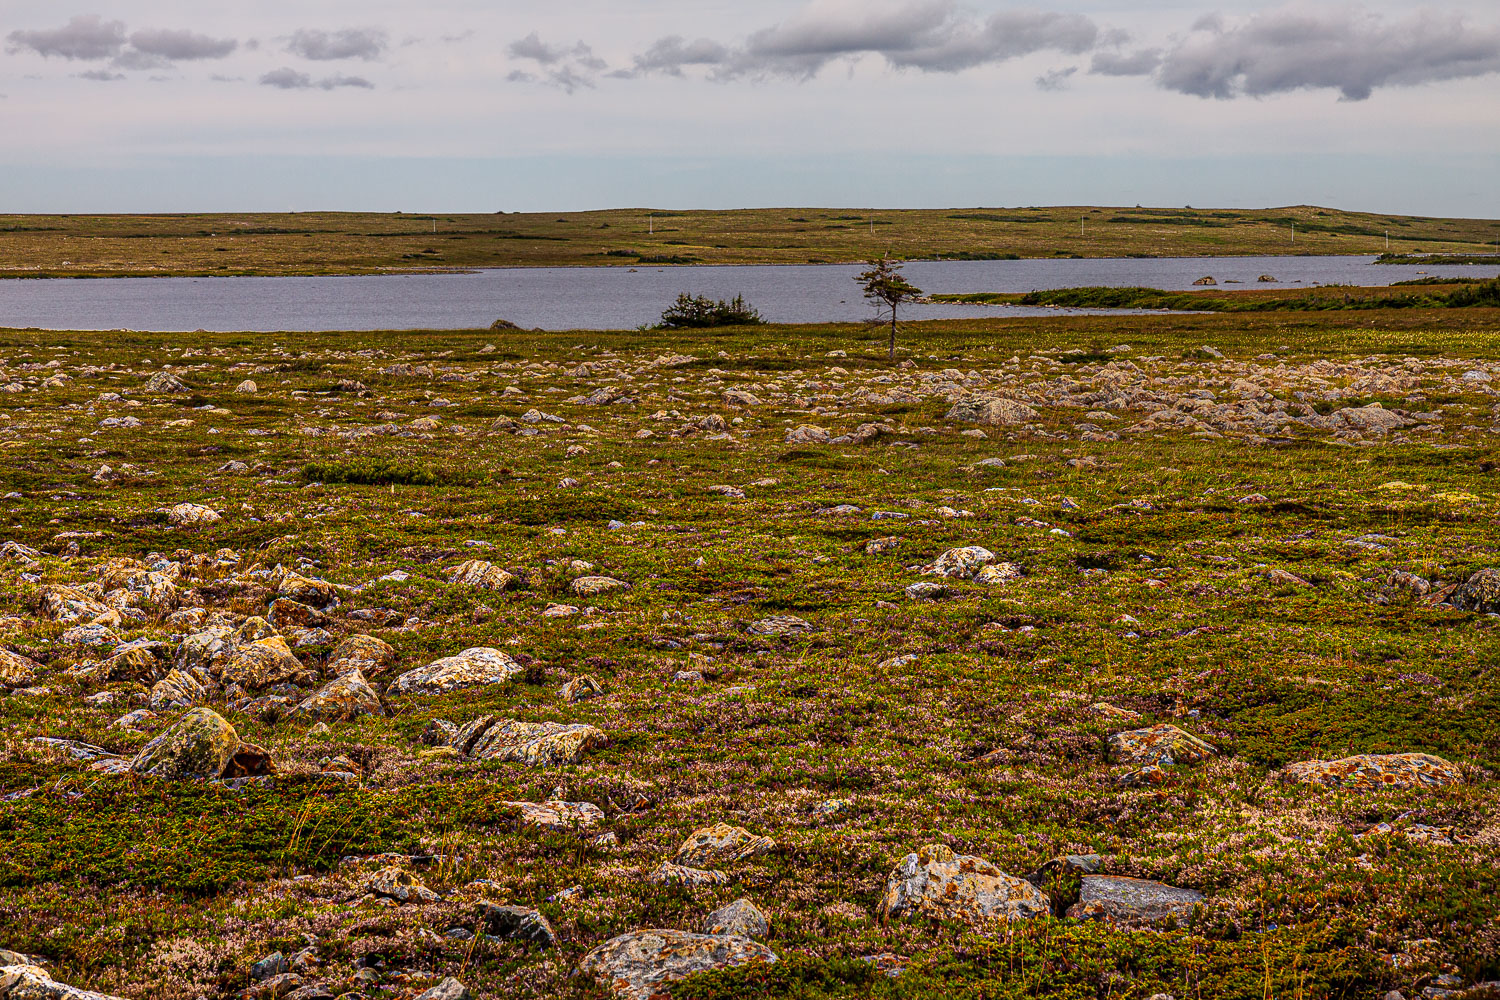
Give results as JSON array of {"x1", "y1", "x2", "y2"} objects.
[
  {"x1": 6, "y1": 15, "x2": 127, "y2": 61},
  {"x1": 286, "y1": 28, "x2": 388, "y2": 62},
  {"x1": 129, "y1": 29, "x2": 238, "y2": 62},
  {"x1": 1155, "y1": 7, "x2": 1500, "y2": 100},
  {"x1": 260, "y1": 67, "x2": 373, "y2": 90},
  {"x1": 623, "y1": 2, "x2": 1099, "y2": 81}
]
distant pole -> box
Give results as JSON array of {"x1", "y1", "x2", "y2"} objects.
[
  {"x1": 1291, "y1": 223, "x2": 1295, "y2": 245},
  {"x1": 1081, "y1": 215, "x2": 1085, "y2": 237},
  {"x1": 650, "y1": 214, "x2": 654, "y2": 235},
  {"x1": 432, "y1": 218, "x2": 436, "y2": 234},
  {"x1": 1385, "y1": 231, "x2": 1389, "y2": 251}
]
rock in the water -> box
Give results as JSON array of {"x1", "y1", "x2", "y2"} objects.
[
  {"x1": 293, "y1": 668, "x2": 383, "y2": 721},
  {"x1": 368, "y1": 866, "x2": 438, "y2": 904},
  {"x1": 1451, "y1": 569, "x2": 1500, "y2": 614},
  {"x1": 579, "y1": 930, "x2": 776, "y2": 1000},
  {"x1": 412, "y1": 980, "x2": 469, "y2": 1000},
  {"x1": 1066, "y1": 875, "x2": 1203, "y2": 925},
  {"x1": 326, "y1": 634, "x2": 395, "y2": 676},
  {"x1": 702, "y1": 899, "x2": 768, "y2": 938},
  {"x1": 560, "y1": 675, "x2": 605, "y2": 703},
  {"x1": 879, "y1": 843, "x2": 1050, "y2": 925},
  {"x1": 0, "y1": 648, "x2": 41, "y2": 690},
  {"x1": 1109, "y1": 724, "x2": 1218, "y2": 765},
  {"x1": 451, "y1": 716, "x2": 607, "y2": 766},
  {"x1": 129, "y1": 707, "x2": 239, "y2": 780},
  {"x1": 1282, "y1": 753, "x2": 1462, "y2": 790},
  {"x1": 572, "y1": 576, "x2": 628, "y2": 597},
  {"x1": 944, "y1": 397, "x2": 1039, "y2": 427},
  {"x1": 391, "y1": 647, "x2": 522, "y2": 695},
  {"x1": 448, "y1": 560, "x2": 517, "y2": 591},
  {"x1": 0, "y1": 964, "x2": 127, "y2": 999},
  {"x1": 477, "y1": 903, "x2": 557, "y2": 947},
  {"x1": 505, "y1": 800, "x2": 606, "y2": 831},
  {"x1": 922, "y1": 546, "x2": 996, "y2": 580},
  {"x1": 673, "y1": 823, "x2": 776, "y2": 869}
]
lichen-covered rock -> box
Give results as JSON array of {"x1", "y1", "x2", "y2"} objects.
[
  {"x1": 142, "y1": 371, "x2": 189, "y2": 393},
  {"x1": 0, "y1": 964, "x2": 127, "y2": 999},
  {"x1": 580, "y1": 930, "x2": 776, "y2": 1000},
  {"x1": 905, "y1": 581, "x2": 954, "y2": 601},
  {"x1": 1109, "y1": 724, "x2": 1218, "y2": 765},
  {"x1": 477, "y1": 903, "x2": 557, "y2": 947},
  {"x1": 572, "y1": 576, "x2": 628, "y2": 597},
  {"x1": 747, "y1": 615, "x2": 814, "y2": 636},
  {"x1": 974, "y1": 562, "x2": 1023, "y2": 585},
  {"x1": 560, "y1": 675, "x2": 604, "y2": 703},
  {"x1": 702, "y1": 899, "x2": 769, "y2": 938},
  {"x1": 39, "y1": 586, "x2": 116, "y2": 625},
  {"x1": 0, "y1": 648, "x2": 41, "y2": 690},
  {"x1": 1451, "y1": 569, "x2": 1500, "y2": 614},
  {"x1": 391, "y1": 647, "x2": 522, "y2": 695},
  {"x1": 673, "y1": 823, "x2": 776, "y2": 869},
  {"x1": 1306, "y1": 404, "x2": 1412, "y2": 436},
  {"x1": 161, "y1": 503, "x2": 221, "y2": 526},
  {"x1": 327, "y1": 634, "x2": 395, "y2": 676},
  {"x1": 1282, "y1": 753, "x2": 1463, "y2": 791},
  {"x1": 505, "y1": 800, "x2": 606, "y2": 832},
  {"x1": 412, "y1": 979, "x2": 469, "y2": 1000},
  {"x1": 221, "y1": 636, "x2": 305, "y2": 689},
  {"x1": 1066, "y1": 875, "x2": 1203, "y2": 925},
  {"x1": 944, "y1": 396, "x2": 1039, "y2": 426},
  {"x1": 448, "y1": 560, "x2": 517, "y2": 591},
  {"x1": 293, "y1": 668, "x2": 383, "y2": 721},
  {"x1": 129, "y1": 707, "x2": 239, "y2": 780},
  {"x1": 451, "y1": 716, "x2": 606, "y2": 766},
  {"x1": 922, "y1": 546, "x2": 997, "y2": 579},
  {"x1": 176, "y1": 627, "x2": 237, "y2": 671},
  {"x1": 368, "y1": 866, "x2": 438, "y2": 904},
  {"x1": 649, "y1": 862, "x2": 729, "y2": 887},
  {"x1": 266, "y1": 598, "x2": 326, "y2": 630},
  {"x1": 149, "y1": 668, "x2": 208, "y2": 710},
  {"x1": 276, "y1": 571, "x2": 341, "y2": 609},
  {"x1": 879, "y1": 843, "x2": 1051, "y2": 925}
]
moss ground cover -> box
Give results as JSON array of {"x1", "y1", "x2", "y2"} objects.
[{"x1": 0, "y1": 309, "x2": 1498, "y2": 997}]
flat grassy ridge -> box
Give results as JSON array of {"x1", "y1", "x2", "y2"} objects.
[
  {"x1": 1, "y1": 306, "x2": 1499, "y2": 998},
  {"x1": 1, "y1": 205, "x2": 1498, "y2": 277}
]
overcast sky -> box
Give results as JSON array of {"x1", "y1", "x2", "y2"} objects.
[{"x1": 3, "y1": 1, "x2": 1499, "y2": 216}]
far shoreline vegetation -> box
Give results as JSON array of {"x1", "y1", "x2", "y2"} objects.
[
  {"x1": 933, "y1": 277, "x2": 1500, "y2": 313},
  {"x1": 1, "y1": 205, "x2": 1498, "y2": 279}
]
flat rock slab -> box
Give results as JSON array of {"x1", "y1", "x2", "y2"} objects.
[
  {"x1": 505, "y1": 800, "x2": 606, "y2": 832},
  {"x1": 1067, "y1": 875, "x2": 1203, "y2": 924},
  {"x1": 673, "y1": 823, "x2": 776, "y2": 868},
  {"x1": 451, "y1": 716, "x2": 607, "y2": 766},
  {"x1": 880, "y1": 843, "x2": 1050, "y2": 925},
  {"x1": 392, "y1": 648, "x2": 522, "y2": 695},
  {"x1": 579, "y1": 930, "x2": 775, "y2": 1000},
  {"x1": 1110, "y1": 724, "x2": 1218, "y2": 765},
  {"x1": 1283, "y1": 753, "x2": 1462, "y2": 790}
]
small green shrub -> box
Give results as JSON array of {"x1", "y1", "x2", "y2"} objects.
[
  {"x1": 303, "y1": 459, "x2": 482, "y2": 486},
  {"x1": 658, "y1": 293, "x2": 766, "y2": 329}
]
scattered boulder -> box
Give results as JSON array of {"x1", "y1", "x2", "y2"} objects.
[
  {"x1": 648, "y1": 862, "x2": 728, "y2": 887},
  {"x1": 1109, "y1": 725, "x2": 1218, "y2": 765},
  {"x1": 390, "y1": 648, "x2": 522, "y2": 695},
  {"x1": 142, "y1": 372, "x2": 189, "y2": 393},
  {"x1": 221, "y1": 636, "x2": 305, "y2": 689},
  {"x1": 702, "y1": 899, "x2": 769, "y2": 938},
  {"x1": 922, "y1": 546, "x2": 996, "y2": 580},
  {"x1": 293, "y1": 669, "x2": 384, "y2": 721},
  {"x1": 879, "y1": 843, "x2": 1051, "y2": 925},
  {"x1": 746, "y1": 615, "x2": 813, "y2": 636},
  {"x1": 943, "y1": 397, "x2": 1039, "y2": 427},
  {"x1": 1282, "y1": 753, "x2": 1462, "y2": 791},
  {"x1": 1066, "y1": 875, "x2": 1203, "y2": 925},
  {"x1": 368, "y1": 867, "x2": 438, "y2": 904},
  {"x1": 572, "y1": 576, "x2": 628, "y2": 597},
  {"x1": 450, "y1": 716, "x2": 607, "y2": 766},
  {"x1": 784, "y1": 425, "x2": 830, "y2": 445},
  {"x1": 505, "y1": 800, "x2": 606, "y2": 832},
  {"x1": 235, "y1": 380, "x2": 258, "y2": 394},
  {"x1": 0, "y1": 648, "x2": 41, "y2": 690},
  {"x1": 673, "y1": 823, "x2": 776, "y2": 869},
  {"x1": 974, "y1": 563, "x2": 1023, "y2": 585},
  {"x1": 560, "y1": 675, "x2": 605, "y2": 703},
  {"x1": 579, "y1": 930, "x2": 775, "y2": 1000},
  {"x1": 276, "y1": 571, "x2": 341, "y2": 609},
  {"x1": 448, "y1": 560, "x2": 518, "y2": 591},
  {"x1": 0, "y1": 964, "x2": 126, "y2": 999},
  {"x1": 149, "y1": 668, "x2": 209, "y2": 710},
  {"x1": 905, "y1": 581, "x2": 953, "y2": 601},
  {"x1": 1451, "y1": 569, "x2": 1500, "y2": 614},
  {"x1": 412, "y1": 980, "x2": 470, "y2": 1000},
  {"x1": 476, "y1": 903, "x2": 557, "y2": 947},
  {"x1": 128, "y1": 707, "x2": 240, "y2": 780},
  {"x1": 161, "y1": 503, "x2": 221, "y2": 527},
  {"x1": 326, "y1": 634, "x2": 395, "y2": 676},
  {"x1": 39, "y1": 586, "x2": 116, "y2": 625}
]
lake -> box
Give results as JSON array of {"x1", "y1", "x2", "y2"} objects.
[{"x1": 0, "y1": 255, "x2": 1495, "y2": 333}]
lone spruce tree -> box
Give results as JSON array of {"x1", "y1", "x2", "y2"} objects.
[{"x1": 856, "y1": 258, "x2": 923, "y2": 361}]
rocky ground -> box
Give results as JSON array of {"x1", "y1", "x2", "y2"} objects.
[{"x1": 1, "y1": 312, "x2": 1499, "y2": 1000}]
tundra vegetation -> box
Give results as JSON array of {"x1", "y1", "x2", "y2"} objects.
[
  {"x1": 0, "y1": 305, "x2": 1499, "y2": 999},
  {"x1": 0, "y1": 206, "x2": 1497, "y2": 277}
]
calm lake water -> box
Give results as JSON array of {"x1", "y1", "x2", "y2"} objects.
[{"x1": 1, "y1": 256, "x2": 1495, "y2": 333}]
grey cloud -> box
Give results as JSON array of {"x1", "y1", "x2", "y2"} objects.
[
  {"x1": 508, "y1": 33, "x2": 607, "y2": 91},
  {"x1": 1157, "y1": 8, "x2": 1500, "y2": 101},
  {"x1": 622, "y1": 2, "x2": 1100, "y2": 81},
  {"x1": 1035, "y1": 66, "x2": 1077, "y2": 91},
  {"x1": 129, "y1": 29, "x2": 237, "y2": 61},
  {"x1": 1090, "y1": 48, "x2": 1160, "y2": 77},
  {"x1": 7, "y1": 15, "x2": 126, "y2": 60},
  {"x1": 509, "y1": 32, "x2": 567, "y2": 64},
  {"x1": 78, "y1": 69, "x2": 125, "y2": 82},
  {"x1": 260, "y1": 67, "x2": 373, "y2": 90},
  {"x1": 286, "y1": 28, "x2": 387, "y2": 61}
]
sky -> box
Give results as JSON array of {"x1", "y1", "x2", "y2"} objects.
[{"x1": 3, "y1": 1, "x2": 1499, "y2": 216}]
